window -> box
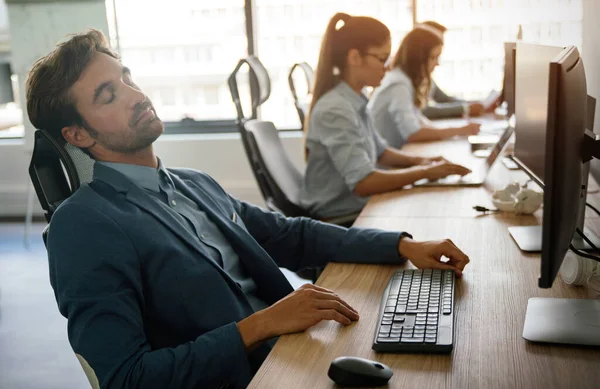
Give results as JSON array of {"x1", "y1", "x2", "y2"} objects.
[
  {"x1": 416, "y1": 0, "x2": 583, "y2": 100},
  {"x1": 254, "y1": 0, "x2": 414, "y2": 129},
  {"x1": 110, "y1": 0, "x2": 247, "y2": 125}
]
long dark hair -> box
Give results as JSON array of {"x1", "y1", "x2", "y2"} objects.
[
  {"x1": 308, "y1": 13, "x2": 391, "y2": 125},
  {"x1": 390, "y1": 27, "x2": 443, "y2": 108}
]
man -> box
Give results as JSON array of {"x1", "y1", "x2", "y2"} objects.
[
  {"x1": 27, "y1": 30, "x2": 470, "y2": 389},
  {"x1": 419, "y1": 20, "x2": 494, "y2": 119}
]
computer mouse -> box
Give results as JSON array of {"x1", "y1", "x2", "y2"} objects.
[{"x1": 328, "y1": 356, "x2": 393, "y2": 387}]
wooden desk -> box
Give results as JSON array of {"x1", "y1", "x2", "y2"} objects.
[{"x1": 249, "y1": 139, "x2": 600, "y2": 389}]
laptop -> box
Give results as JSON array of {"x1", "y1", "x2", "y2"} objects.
[{"x1": 413, "y1": 124, "x2": 514, "y2": 187}]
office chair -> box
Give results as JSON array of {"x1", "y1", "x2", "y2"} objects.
[
  {"x1": 288, "y1": 62, "x2": 314, "y2": 127},
  {"x1": 227, "y1": 56, "x2": 358, "y2": 225},
  {"x1": 29, "y1": 129, "x2": 94, "y2": 227}
]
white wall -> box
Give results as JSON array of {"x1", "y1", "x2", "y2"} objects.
[{"x1": 583, "y1": 0, "x2": 600, "y2": 131}]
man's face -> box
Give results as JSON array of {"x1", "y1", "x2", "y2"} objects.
[{"x1": 68, "y1": 52, "x2": 164, "y2": 154}]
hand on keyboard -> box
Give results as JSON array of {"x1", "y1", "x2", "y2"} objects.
[
  {"x1": 398, "y1": 238, "x2": 470, "y2": 277},
  {"x1": 423, "y1": 161, "x2": 471, "y2": 181}
]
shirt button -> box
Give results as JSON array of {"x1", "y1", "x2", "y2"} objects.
[
  {"x1": 200, "y1": 234, "x2": 205, "y2": 239},
  {"x1": 171, "y1": 200, "x2": 176, "y2": 206}
]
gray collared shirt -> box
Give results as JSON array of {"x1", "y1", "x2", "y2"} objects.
[
  {"x1": 369, "y1": 68, "x2": 426, "y2": 148},
  {"x1": 299, "y1": 81, "x2": 388, "y2": 219},
  {"x1": 97, "y1": 159, "x2": 269, "y2": 313}
]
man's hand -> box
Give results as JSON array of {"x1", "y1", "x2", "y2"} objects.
[
  {"x1": 398, "y1": 238, "x2": 470, "y2": 277},
  {"x1": 237, "y1": 284, "x2": 358, "y2": 349},
  {"x1": 423, "y1": 161, "x2": 471, "y2": 181}
]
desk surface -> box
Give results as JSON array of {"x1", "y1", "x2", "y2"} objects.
[{"x1": 248, "y1": 138, "x2": 600, "y2": 389}]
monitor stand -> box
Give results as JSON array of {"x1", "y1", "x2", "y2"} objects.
[
  {"x1": 523, "y1": 297, "x2": 600, "y2": 346},
  {"x1": 509, "y1": 226, "x2": 600, "y2": 252}
]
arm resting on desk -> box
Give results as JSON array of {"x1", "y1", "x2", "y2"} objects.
[{"x1": 229, "y1": 192, "x2": 405, "y2": 270}]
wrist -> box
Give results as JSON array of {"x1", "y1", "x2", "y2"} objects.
[
  {"x1": 398, "y1": 233, "x2": 415, "y2": 259},
  {"x1": 237, "y1": 310, "x2": 271, "y2": 349}
]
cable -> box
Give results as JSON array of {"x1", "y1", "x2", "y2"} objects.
[
  {"x1": 586, "y1": 202, "x2": 600, "y2": 218},
  {"x1": 472, "y1": 205, "x2": 499, "y2": 213},
  {"x1": 568, "y1": 244, "x2": 600, "y2": 262}
]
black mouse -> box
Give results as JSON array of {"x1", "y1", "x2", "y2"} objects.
[{"x1": 328, "y1": 356, "x2": 393, "y2": 387}]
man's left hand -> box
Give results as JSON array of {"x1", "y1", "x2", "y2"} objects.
[{"x1": 398, "y1": 238, "x2": 470, "y2": 277}]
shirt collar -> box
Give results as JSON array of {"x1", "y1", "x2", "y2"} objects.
[
  {"x1": 96, "y1": 158, "x2": 168, "y2": 193},
  {"x1": 335, "y1": 81, "x2": 369, "y2": 112}
]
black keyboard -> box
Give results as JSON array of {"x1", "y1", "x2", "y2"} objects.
[{"x1": 372, "y1": 269, "x2": 455, "y2": 353}]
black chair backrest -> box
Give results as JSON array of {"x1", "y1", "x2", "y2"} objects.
[
  {"x1": 227, "y1": 57, "x2": 308, "y2": 216},
  {"x1": 288, "y1": 62, "x2": 314, "y2": 127},
  {"x1": 243, "y1": 119, "x2": 306, "y2": 217},
  {"x1": 29, "y1": 129, "x2": 95, "y2": 222}
]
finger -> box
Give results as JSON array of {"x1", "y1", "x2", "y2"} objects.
[
  {"x1": 303, "y1": 283, "x2": 334, "y2": 294},
  {"x1": 312, "y1": 290, "x2": 359, "y2": 314},
  {"x1": 439, "y1": 241, "x2": 470, "y2": 271},
  {"x1": 314, "y1": 299, "x2": 359, "y2": 321},
  {"x1": 320, "y1": 309, "x2": 353, "y2": 326},
  {"x1": 422, "y1": 260, "x2": 463, "y2": 277}
]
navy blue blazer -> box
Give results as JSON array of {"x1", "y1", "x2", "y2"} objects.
[{"x1": 47, "y1": 163, "x2": 406, "y2": 389}]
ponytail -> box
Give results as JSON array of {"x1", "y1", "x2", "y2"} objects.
[
  {"x1": 305, "y1": 13, "x2": 391, "y2": 132},
  {"x1": 308, "y1": 12, "x2": 352, "y2": 123}
]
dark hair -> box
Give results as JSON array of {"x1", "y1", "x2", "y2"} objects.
[
  {"x1": 390, "y1": 28, "x2": 443, "y2": 108},
  {"x1": 26, "y1": 29, "x2": 119, "y2": 143},
  {"x1": 421, "y1": 20, "x2": 447, "y2": 34},
  {"x1": 308, "y1": 13, "x2": 390, "y2": 124}
]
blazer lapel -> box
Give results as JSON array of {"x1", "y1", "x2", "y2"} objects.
[
  {"x1": 92, "y1": 164, "x2": 234, "y2": 281},
  {"x1": 170, "y1": 174, "x2": 294, "y2": 303}
]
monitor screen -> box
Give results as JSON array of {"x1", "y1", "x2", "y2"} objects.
[
  {"x1": 513, "y1": 43, "x2": 565, "y2": 184},
  {"x1": 502, "y1": 42, "x2": 516, "y2": 117},
  {"x1": 539, "y1": 45, "x2": 588, "y2": 288}
]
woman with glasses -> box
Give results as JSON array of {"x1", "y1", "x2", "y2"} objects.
[
  {"x1": 299, "y1": 13, "x2": 470, "y2": 219},
  {"x1": 369, "y1": 25, "x2": 481, "y2": 149}
]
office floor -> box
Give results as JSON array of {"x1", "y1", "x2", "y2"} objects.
[{"x1": 0, "y1": 221, "x2": 309, "y2": 389}]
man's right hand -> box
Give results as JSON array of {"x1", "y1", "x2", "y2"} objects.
[
  {"x1": 423, "y1": 161, "x2": 471, "y2": 181},
  {"x1": 455, "y1": 123, "x2": 481, "y2": 136},
  {"x1": 237, "y1": 284, "x2": 359, "y2": 349}
]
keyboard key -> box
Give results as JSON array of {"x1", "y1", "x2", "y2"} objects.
[
  {"x1": 390, "y1": 330, "x2": 402, "y2": 337},
  {"x1": 415, "y1": 320, "x2": 426, "y2": 326},
  {"x1": 392, "y1": 323, "x2": 404, "y2": 330},
  {"x1": 401, "y1": 337, "x2": 424, "y2": 343},
  {"x1": 378, "y1": 337, "x2": 400, "y2": 343},
  {"x1": 396, "y1": 305, "x2": 407, "y2": 314},
  {"x1": 383, "y1": 313, "x2": 393, "y2": 319},
  {"x1": 425, "y1": 337, "x2": 437, "y2": 344},
  {"x1": 381, "y1": 320, "x2": 393, "y2": 325},
  {"x1": 380, "y1": 325, "x2": 391, "y2": 333},
  {"x1": 393, "y1": 315, "x2": 405, "y2": 322},
  {"x1": 384, "y1": 307, "x2": 395, "y2": 313}
]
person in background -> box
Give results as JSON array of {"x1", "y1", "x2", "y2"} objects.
[
  {"x1": 420, "y1": 20, "x2": 496, "y2": 119},
  {"x1": 300, "y1": 13, "x2": 471, "y2": 219},
  {"x1": 368, "y1": 26, "x2": 481, "y2": 148}
]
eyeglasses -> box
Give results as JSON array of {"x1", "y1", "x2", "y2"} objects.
[{"x1": 364, "y1": 52, "x2": 390, "y2": 66}]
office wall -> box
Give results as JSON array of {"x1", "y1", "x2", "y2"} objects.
[{"x1": 583, "y1": 0, "x2": 600, "y2": 181}]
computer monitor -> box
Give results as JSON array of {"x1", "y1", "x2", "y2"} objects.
[
  {"x1": 501, "y1": 42, "x2": 516, "y2": 117},
  {"x1": 0, "y1": 62, "x2": 14, "y2": 104},
  {"x1": 512, "y1": 44, "x2": 600, "y2": 345}
]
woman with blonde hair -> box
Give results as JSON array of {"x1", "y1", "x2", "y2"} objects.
[
  {"x1": 299, "y1": 13, "x2": 470, "y2": 219},
  {"x1": 369, "y1": 26, "x2": 481, "y2": 148}
]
